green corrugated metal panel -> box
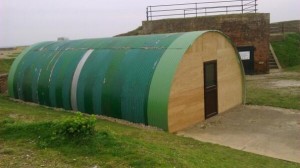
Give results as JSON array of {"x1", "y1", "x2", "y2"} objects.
[
  {"x1": 47, "y1": 50, "x2": 87, "y2": 109},
  {"x1": 76, "y1": 34, "x2": 182, "y2": 123},
  {"x1": 8, "y1": 42, "x2": 52, "y2": 98},
  {"x1": 147, "y1": 31, "x2": 206, "y2": 130},
  {"x1": 8, "y1": 33, "x2": 183, "y2": 125},
  {"x1": 76, "y1": 49, "x2": 112, "y2": 115}
]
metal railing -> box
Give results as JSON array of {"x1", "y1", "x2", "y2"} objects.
[{"x1": 146, "y1": 0, "x2": 257, "y2": 21}]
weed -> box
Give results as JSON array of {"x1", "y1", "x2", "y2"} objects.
[{"x1": 52, "y1": 113, "x2": 96, "y2": 140}]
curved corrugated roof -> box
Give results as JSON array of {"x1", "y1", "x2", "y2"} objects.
[{"x1": 8, "y1": 31, "x2": 244, "y2": 130}]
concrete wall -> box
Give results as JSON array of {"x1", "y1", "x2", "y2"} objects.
[
  {"x1": 141, "y1": 13, "x2": 270, "y2": 74},
  {"x1": 0, "y1": 74, "x2": 8, "y2": 94}
]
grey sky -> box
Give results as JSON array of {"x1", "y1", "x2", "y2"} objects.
[{"x1": 1, "y1": 0, "x2": 299, "y2": 47}]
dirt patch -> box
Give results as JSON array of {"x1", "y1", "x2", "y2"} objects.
[
  {"x1": 177, "y1": 105, "x2": 300, "y2": 163},
  {"x1": 0, "y1": 47, "x2": 25, "y2": 59},
  {"x1": 270, "y1": 80, "x2": 300, "y2": 88},
  {"x1": 246, "y1": 69, "x2": 300, "y2": 96}
]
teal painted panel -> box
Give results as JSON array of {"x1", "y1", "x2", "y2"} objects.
[
  {"x1": 75, "y1": 33, "x2": 182, "y2": 124},
  {"x1": 49, "y1": 50, "x2": 87, "y2": 109},
  {"x1": 76, "y1": 49, "x2": 112, "y2": 114},
  {"x1": 118, "y1": 49, "x2": 165, "y2": 123},
  {"x1": 13, "y1": 43, "x2": 55, "y2": 100},
  {"x1": 9, "y1": 42, "x2": 53, "y2": 98}
]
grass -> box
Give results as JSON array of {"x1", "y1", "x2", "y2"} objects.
[
  {"x1": 245, "y1": 32, "x2": 300, "y2": 109},
  {"x1": 0, "y1": 59, "x2": 15, "y2": 74},
  {"x1": 246, "y1": 69, "x2": 300, "y2": 110},
  {"x1": 0, "y1": 95, "x2": 299, "y2": 167},
  {"x1": 285, "y1": 65, "x2": 300, "y2": 72},
  {"x1": 272, "y1": 33, "x2": 300, "y2": 68},
  {"x1": 246, "y1": 86, "x2": 300, "y2": 110}
]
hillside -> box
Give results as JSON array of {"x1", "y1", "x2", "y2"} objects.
[
  {"x1": 1, "y1": 95, "x2": 299, "y2": 167},
  {"x1": 272, "y1": 33, "x2": 300, "y2": 70}
]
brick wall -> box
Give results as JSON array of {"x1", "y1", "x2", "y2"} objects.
[
  {"x1": 142, "y1": 13, "x2": 270, "y2": 74},
  {"x1": 0, "y1": 74, "x2": 8, "y2": 94}
]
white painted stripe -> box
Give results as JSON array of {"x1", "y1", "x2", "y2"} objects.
[{"x1": 71, "y1": 49, "x2": 94, "y2": 110}]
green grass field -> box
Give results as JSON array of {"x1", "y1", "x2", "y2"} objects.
[
  {"x1": 285, "y1": 65, "x2": 300, "y2": 72},
  {"x1": 1, "y1": 95, "x2": 299, "y2": 167},
  {"x1": 246, "y1": 32, "x2": 300, "y2": 109},
  {"x1": 0, "y1": 59, "x2": 15, "y2": 74},
  {"x1": 246, "y1": 85, "x2": 300, "y2": 110},
  {"x1": 272, "y1": 33, "x2": 300, "y2": 68}
]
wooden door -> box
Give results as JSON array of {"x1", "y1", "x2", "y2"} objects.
[{"x1": 204, "y1": 60, "x2": 218, "y2": 119}]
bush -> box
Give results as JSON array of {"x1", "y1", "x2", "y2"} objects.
[{"x1": 52, "y1": 112, "x2": 96, "y2": 140}]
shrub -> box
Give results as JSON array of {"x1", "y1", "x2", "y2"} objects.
[{"x1": 52, "y1": 112, "x2": 96, "y2": 140}]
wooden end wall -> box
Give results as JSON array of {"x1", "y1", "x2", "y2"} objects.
[{"x1": 168, "y1": 32, "x2": 243, "y2": 132}]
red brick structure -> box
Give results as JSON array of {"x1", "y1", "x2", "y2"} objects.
[
  {"x1": 0, "y1": 74, "x2": 8, "y2": 94},
  {"x1": 141, "y1": 13, "x2": 270, "y2": 74}
]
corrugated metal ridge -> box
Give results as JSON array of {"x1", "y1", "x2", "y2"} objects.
[{"x1": 32, "y1": 47, "x2": 187, "y2": 51}]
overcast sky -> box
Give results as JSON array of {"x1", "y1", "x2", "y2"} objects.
[{"x1": 1, "y1": 0, "x2": 299, "y2": 47}]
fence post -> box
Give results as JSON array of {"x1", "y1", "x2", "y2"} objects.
[
  {"x1": 226, "y1": 6, "x2": 228, "y2": 14},
  {"x1": 150, "y1": 6, "x2": 152, "y2": 21},
  {"x1": 146, "y1": 7, "x2": 149, "y2": 21},
  {"x1": 184, "y1": 10, "x2": 186, "y2": 18},
  {"x1": 241, "y1": 0, "x2": 244, "y2": 13},
  {"x1": 196, "y1": 3, "x2": 198, "y2": 17},
  {"x1": 255, "y1": 0, "x2": 257, "y2": 13}
]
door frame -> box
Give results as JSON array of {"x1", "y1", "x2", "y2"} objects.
[
  {"x1": 204, "y1": 60, "x2": 218, "y2": 119},
  {"x1": 237, "y1": 46, "x2": 255, "y2": 75}
]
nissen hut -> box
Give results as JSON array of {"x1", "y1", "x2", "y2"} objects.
[{"x1": 8, "y1": 31, "x2": 244, "y2": 132}]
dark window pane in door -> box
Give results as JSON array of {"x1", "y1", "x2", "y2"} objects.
[{"x1": 204, "y1": 63, "x2": 216, "y2": 87}]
